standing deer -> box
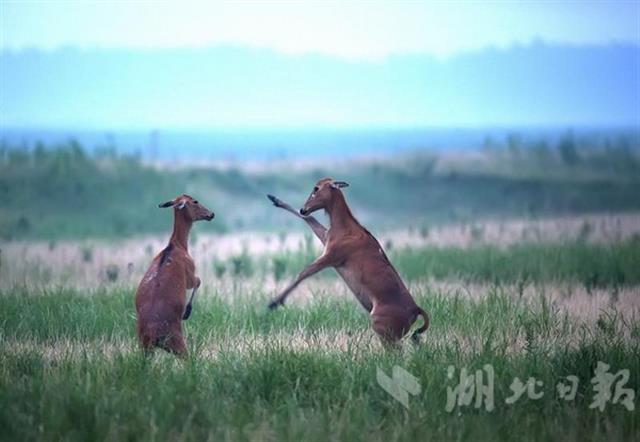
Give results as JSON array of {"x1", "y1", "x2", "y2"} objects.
[
  {"x1": 267, "y1": 178, "x2": 429, "y2": 344},
  {"x1": 135, "y1": 194, "x2": 214, "y2": 355}
]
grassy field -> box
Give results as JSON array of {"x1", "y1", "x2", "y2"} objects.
[
  {"x1": 1, "y1": 139, "x2": 639, "y2": 441},
  {"x1": 391, "y1": 238, "x2": 640, "y2": 288},
  {"x1": 1, "y1": 227, "x2": 639, "y2": 441},
  {"x1": 0, "y1": 282, "x2": 638, "y2": 441},
  {"x1": 3, "y1": 225, "x2": 640, "y2": 291}
]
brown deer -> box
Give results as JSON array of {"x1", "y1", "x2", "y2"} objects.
[
  {"x1": 267, "y1": 178, "x2": 429, "y2": 344},
  {"x1": 135, "y1": 194, "x2": 214, "y2": 355}
]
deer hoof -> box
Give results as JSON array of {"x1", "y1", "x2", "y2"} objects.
[
  {"x1": 182, "y1": 303, "x2": 192, "y2": 320},
  {"x1": 267, "y1": 194, "x2": 281, "y2": 207},
  {"x1": 267, "y1": 299, "x2": 283, "y2": 310}
]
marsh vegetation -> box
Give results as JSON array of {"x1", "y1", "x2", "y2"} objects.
[{"x1": 1, "y1": 134, "x2": 638, "y2": 441}]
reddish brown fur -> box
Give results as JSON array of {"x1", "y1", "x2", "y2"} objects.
[
  {"x1": 267, "y1": 178, "x2": 429, "y2": 344},
  {"x1": 135, "y1": 194, "x2": 214, "y2": 356}
]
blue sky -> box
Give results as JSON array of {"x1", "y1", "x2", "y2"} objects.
[
  {"x1": 1, "y1": 1, "x2": 639, "y2": 129},
  {"x1": 2, "y1": 1, "x2": 639, "y2": 58}
]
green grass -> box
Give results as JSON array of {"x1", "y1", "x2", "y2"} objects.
[
  {"x1": 1, "y1": 286, "x2": 638, "y2": 441},
  {"x1": 391, "y1": 238, "x2": 640, "y2": 289},
  {"x1": 222, "y1": 239, "x2": 640, "y2": 290}
]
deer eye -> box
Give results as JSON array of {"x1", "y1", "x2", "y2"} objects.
[{"x1": 193, "y1": 200, "x2": 198, "y2": 204}]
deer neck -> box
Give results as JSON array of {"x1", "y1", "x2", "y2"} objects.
[
  {"x1": 326, "y1": 191, "x2": 359, "y2": 233},
  {"x1": 170, "y1": 210, "x2": 192, "y2": 251}
]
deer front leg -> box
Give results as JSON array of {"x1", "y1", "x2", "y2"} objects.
[
  {"x1": 268, "y1": 254, "x2": 333, "y2": 310},
  {"x1": 183, "y1": 277, "x2": 200, "y2": 320},
  {"x1": 267, "y1": 194, "x2": 328, "y2": 245}
]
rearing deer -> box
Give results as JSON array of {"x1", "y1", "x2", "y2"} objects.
[
  {"x1": 267, "y1": 178, "x2": 429, "y2": 343},
  {"x1": 135, "y1": 194, "x2": 214, "y2": 355}
]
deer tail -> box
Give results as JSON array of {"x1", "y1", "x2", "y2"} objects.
[{"x1": 411, "y1": 307, "x2": 430, "y2": 343}]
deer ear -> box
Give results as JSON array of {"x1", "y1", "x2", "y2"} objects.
[
  {"x1": 331, "y1": 181, "x2": 349, "y2": 189},
  {"x1": 158, "y1": 199, "x2": 185, "y2": 209}
]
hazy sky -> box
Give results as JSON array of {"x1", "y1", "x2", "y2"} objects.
[
  {"x1": 2, "y1": 1, "x2": 639, "y2": 58},
  {"x1": 2, "y1": 1, "x2": 638, "y2": 129}
]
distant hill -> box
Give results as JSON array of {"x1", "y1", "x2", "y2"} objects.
[
  {"x1": 1, "y1": 140, "x2": 639, "y2": 239},
  {"x1": 1, "y1": 42, "x2": 638, "y2": 129}
]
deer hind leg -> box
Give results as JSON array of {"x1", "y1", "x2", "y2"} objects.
[
  {"x1": 166, "y1": 335, "x2": 187, "y2": 357},
  {"x1": 137, "y1": 321, "x2": 156, "y2": 355},
  {"x1": 371, "y1": 316, "x2": 404, "y2": 343},
  {"x1": 370, "y1": 308, "x2": 413, "y2": 344},
  {"x1": 139, "y1": 332, "x2": 156, "y2": 356},
  {"x1": 158, "y1": 333, "x2": 187, "y2": 357},
  {"x1": 156, "y1": 325, "x2": 187, "y2": 357}
]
